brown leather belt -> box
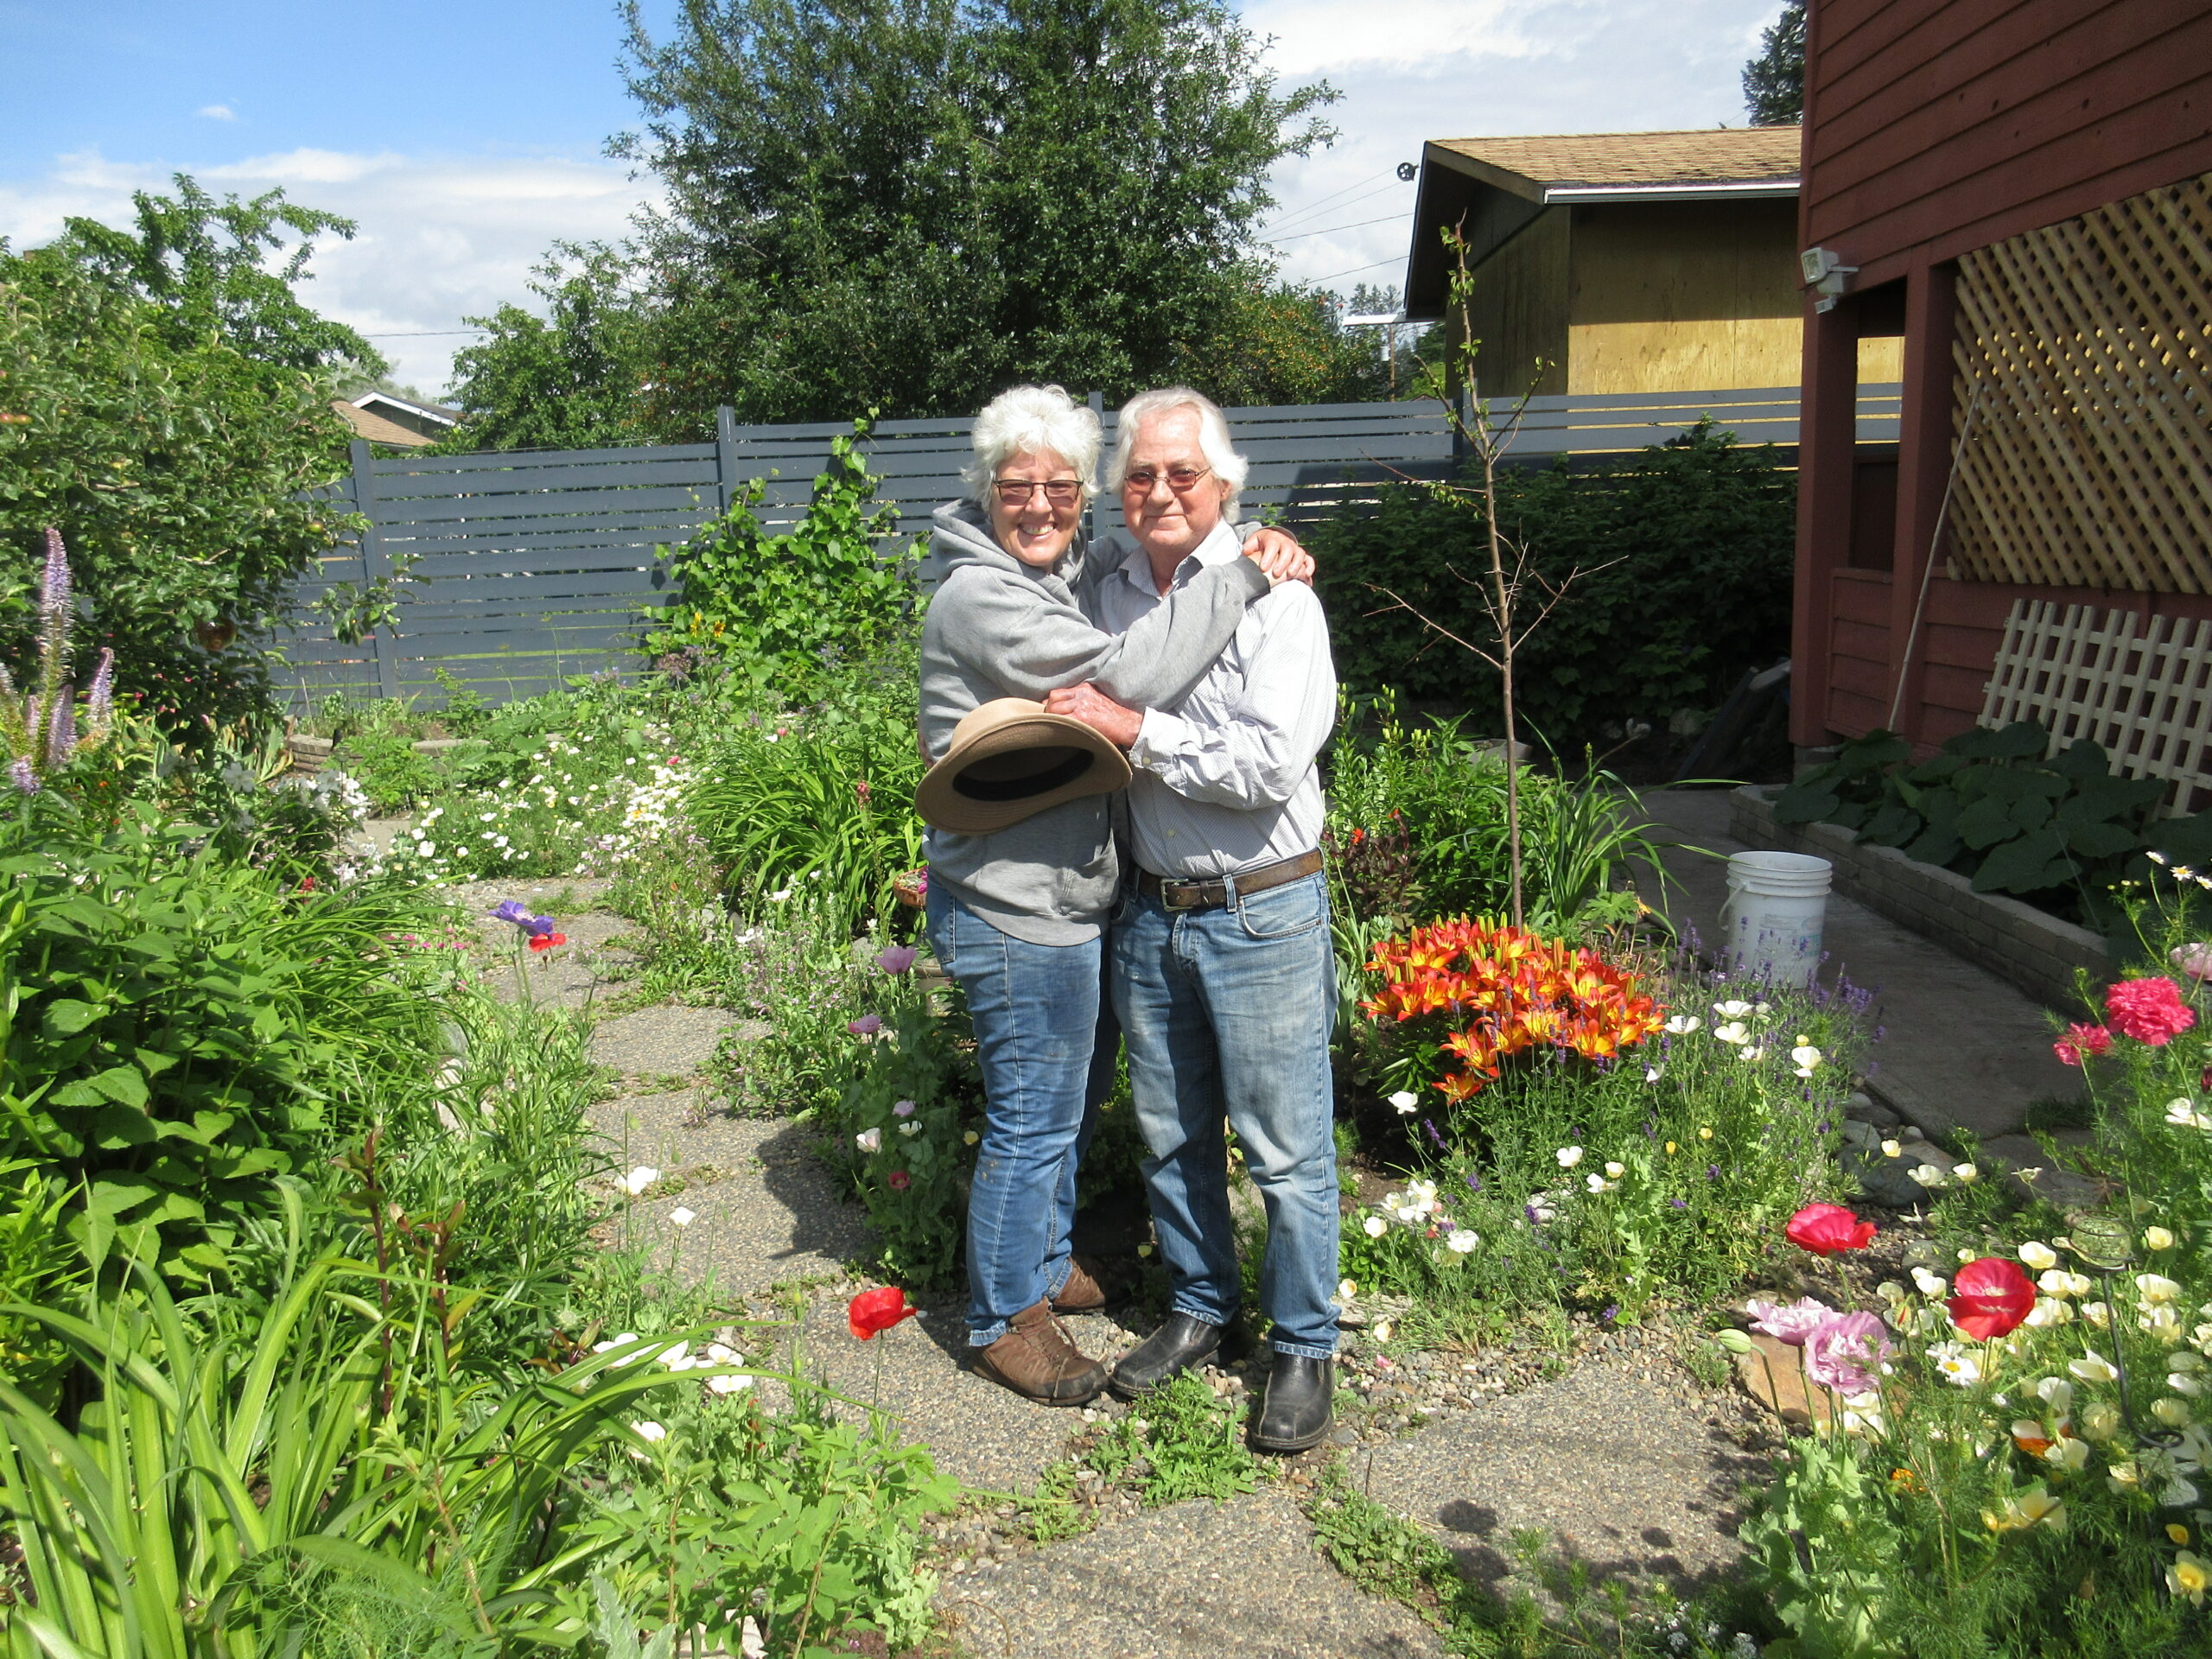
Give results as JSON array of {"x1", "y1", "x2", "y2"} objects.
[{"x1": 1135, "y1": 849, "x2": 1324, "y2": 912}]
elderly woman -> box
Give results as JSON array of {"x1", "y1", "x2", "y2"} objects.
[{"x1": 918, "y1": 383, "x2": 1305, "y2": 1405}]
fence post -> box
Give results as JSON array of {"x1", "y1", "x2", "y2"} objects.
[
  {"x1": 351, "y1": 438, "x2": 403, "y2": 702},
  {"x1": 715, "y1": 405, "x2": 740, "y2": 514}
]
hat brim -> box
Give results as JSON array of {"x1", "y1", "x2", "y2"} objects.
[{"x1": 916, "y1": 703, "x2": 1133, "y2": 835}]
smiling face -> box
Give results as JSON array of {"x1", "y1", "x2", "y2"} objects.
[
  {"x1": 986, "y1": 448, "x2": 1084, "y2": 570},
  {"x1": 1120, "y1": 405, "x2": 1230, "y2": 567}
]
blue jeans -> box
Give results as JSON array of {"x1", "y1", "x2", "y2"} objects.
[
  {"x1": 1110, "y1": 871, "x2": 1339, "y2": 1359},
  {"x1": 927, "y1": 886, "x2": 1118, "y2": 1347}
]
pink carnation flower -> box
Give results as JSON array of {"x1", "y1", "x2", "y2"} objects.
[
  {"x1": 2105, "y1": 977, "x2": 2196, "y2": 1047},
  {"x1": 1745, "y1": 1295, "x2": 1833, "y2": 1346},
  {"x1": 1803, "y1": 1311, "x2": 1894, "y2": 1395},
  {"x1": 2053, "y1": 1023, "x2": 2113, "y2": 1067}
]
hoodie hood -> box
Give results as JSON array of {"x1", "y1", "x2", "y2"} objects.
[{"x1": 926, "y1": 498, "x2": 1087, "y2": 589}]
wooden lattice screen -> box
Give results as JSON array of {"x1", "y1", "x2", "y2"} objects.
[
  {"x1": 1949, "y1": 171, "x2": 2212, "y2": 593},
  {"x1": 1981, "y1": 599, "x2": 2212, "y2": 816}
]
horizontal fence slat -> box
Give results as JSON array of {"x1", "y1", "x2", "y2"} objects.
[
  {"x1": 368, "y1": 458, "x2": 724, "y2": 499},
  {"x1": 376, "y1": 441, "x2": 717, "y2": 474},
  {"x1": 376, "y1": 484, "x2": 724, "y2": 526}
]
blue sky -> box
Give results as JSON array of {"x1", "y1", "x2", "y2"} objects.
[{"x1": 1, "y1": 1, "x2": 1791, "y2": 393}]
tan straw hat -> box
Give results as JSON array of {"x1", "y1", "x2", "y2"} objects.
[{"x1": 915, "y1": 697, "x2": 1132, "y2": 834}]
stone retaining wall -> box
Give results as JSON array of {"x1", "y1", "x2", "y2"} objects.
[{"x1": 1729, "y1": 785, "x2": 2110, "y2": 1013}]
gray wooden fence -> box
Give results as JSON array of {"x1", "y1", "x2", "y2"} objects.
[{"x1": 278, "y1": 385, "x2": 1901, "y2": 709}]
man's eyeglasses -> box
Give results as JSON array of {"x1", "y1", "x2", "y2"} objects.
[
  {"x1": 992, "y1": 478, "x2": 1084, "y2": 508},
  {"x1": 1122, "y1": 465, "x2": 1214, "y2": 495}
]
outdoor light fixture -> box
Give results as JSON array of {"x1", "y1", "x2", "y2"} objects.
[
  {"x1": 1801, "y1": 246, "x2": 1859, "y2": 312},
  {"x1": 1396, "y1": 162, "x2": 1418, "y2": 181}
]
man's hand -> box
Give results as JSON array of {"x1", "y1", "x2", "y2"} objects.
[
  {"x1": 1045, "y1": 682, "x2": 1144, "y2": 749},
  {"x1": 1243, "y1": 526, "x2": 1315, "y2": 588}
]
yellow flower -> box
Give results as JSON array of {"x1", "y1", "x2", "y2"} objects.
[
  {"x1": 1664, "y1": 1141, "x2": 1677, "y2": 1154},
  {"x1": 2169, "y1": 1552, "x2": 2209, "y2": 1607},
  {"x1": 1698, "y1": 1127, "x2": 1713, "y2": 1141},
  {"x1": 2147, "y1": 1226, "x2": 2177, "y2": 1251},
  {"x1": 2170, "y1": 1523, "x2": 2192, "y2": 1546},
  {"x1": 1983, "y1": 1483, "x2": 2067, "y2": 1534},
  {"x1": 2018, "y1": 1242, "x2": 2059, "y2": 1272}
]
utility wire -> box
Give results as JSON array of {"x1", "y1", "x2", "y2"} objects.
[
  {"x1": 1307, "y1": 253, "x2": 1408, "y2": 285},
  {"x1": 1264, "y1": 210, "x2": 1412, "y2": 245},
  {"x1": 1253, "y1": 170, "x2": 1397, "y2": 238}
]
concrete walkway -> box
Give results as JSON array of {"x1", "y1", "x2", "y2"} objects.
[{"x1": 1635, "y1": 788, "x2": 2087, "y2": 1182}]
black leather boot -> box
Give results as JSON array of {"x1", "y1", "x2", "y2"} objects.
[
  {"x1": 1109, "y1": 1312, "x2": 1227, "y2": 1398},
  {"x1": 1252, "y1": 1354, "x2": 1333, "y2": 1452}
]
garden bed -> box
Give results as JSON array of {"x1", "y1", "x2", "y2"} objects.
[{"x1": 1731, "y1": 783, "x2": 2109, "y2": 1013}]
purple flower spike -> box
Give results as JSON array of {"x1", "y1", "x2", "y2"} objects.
[
  {"x1": 86, "y1": 649, "x2": 114, "y2": 731},
  {"x1": 10, "y1": 758, "x2": 37, "y2": 794},
  {"x1": 874, "y1": 944, "x2": 918, "y2": 976},
  {"x1": 848, "y1": 1014, "x2": 883, "y2": 1037},
  {"x1": 44, "y1": 690, "x2": 74, "y2": 764},
  {"x1": 39, "y1": 529, "x2": 68, "y2": 619},
  {"x1": 489, "y1": 900, "x2": 533, "y2": 926}
]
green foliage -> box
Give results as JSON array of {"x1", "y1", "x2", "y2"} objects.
[
  {"x1": 1323, "y1": 691, "x2": 1683, "y2": 938},
  {"x1": 439, "y1": 245, "x2": 654, "y2": 453},
  {"x1": 1774, "y1": 719, "x2": 2212, "y2": 922},
  {"x1": 649, "y1": 423, "x2": 922, "y2": 696},
  {"x1": 340, "y1": 723, "x2": 442, "y2": 812},
  {"x1": 1172, "y1": 278, "x2": 1394, "y2": 407},
  {"x1": 1339, "y1": 955, "x2": 1860, "y2": 1332},
  {"x1": 522, "y1": 0, "x2": 1338, "y2": 431},
  {"x1": 0, "y1": 804, "x2": 448, "y2": 1287},
  {"x1": 0, "y1": 247, "x2": 355, "y2": 734},
  {"x1": 1743, "y1": 1, "x2": 1807, "y2": 126},
  {"x1": 1308, "y1": 425, "x2": 1796, "y2": 752},
  {"x1": 1025, "y1": 1371, "x2": 1262, "y2": 1536}
]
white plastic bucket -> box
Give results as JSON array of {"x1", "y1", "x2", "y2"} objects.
[{"x1": 1719, "y1": 851, "x2": 1833, "y2": 989}]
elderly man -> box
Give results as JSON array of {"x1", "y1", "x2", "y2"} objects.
[{"x1": 1044, "y1": 386, "x2": 1340, "y2": 1452}]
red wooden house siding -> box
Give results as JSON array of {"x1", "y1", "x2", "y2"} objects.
[{"x1": 1793, "y1": 0, "x2": 2212, "y2": 751}]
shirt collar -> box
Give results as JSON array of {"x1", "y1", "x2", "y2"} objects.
[{"x1": 1115, "y1": 520, "x2": 1243, "y2": 595}]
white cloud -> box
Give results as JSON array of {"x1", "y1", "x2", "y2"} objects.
[
  {"x1": 1254, "y1": 0, "x2": 1794, "y2": 298},
  {"x1": 197, "y1": 105, "x2": 237, "y2": 122},
  {"x1": 0, "y1": 148, "x2": 656, "y2": 394}
]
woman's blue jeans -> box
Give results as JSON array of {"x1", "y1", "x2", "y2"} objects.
[{"x1": 927, "y1": 885, "x2": 1116, "y2": 1347}]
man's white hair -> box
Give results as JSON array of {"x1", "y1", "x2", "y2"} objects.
[
  {"x1": 962, "y1": 385, "x2": 1102, "y2": 505},
  {"x1": 1110, "y1": 387, "x2": 1249, "y2": 524}
]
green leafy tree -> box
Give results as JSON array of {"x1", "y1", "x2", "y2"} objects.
[
  {"x1": 436, "y1": 243, "x2": 655, "y2": 451},
  {"x1": 52, "y1": 174, "x2": 385, "y2": 376},
  {"x1": 0, "y1": 246, "x2": 357, "y2": 734},
  {"x1": 576, "y1": 0, "x2": 1335, "y2": 432},
  {"x1": 1743, "y1": 1, "x2": 1807, "y2": 126},
  {"x1": 1170, "y1": 278, "x2": 1389, "y2": 406}
]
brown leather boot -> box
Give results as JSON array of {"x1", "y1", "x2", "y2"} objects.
[
  {"x1": 1050, "y1": 1255, "x2": 1124, "y2": 1313},
  {"x1": 973, "y1": 1300, "x2": 1108, "y2": 1404}
]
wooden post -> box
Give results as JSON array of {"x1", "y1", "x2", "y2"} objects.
[
  {"x1": 1885, "y1": 264, "x2": 1960, "y2": 751},
  {"x1": 351, "y1": 438, "x2": 402, "y2": 702},
  {"x1": 1791, "y1": 300, "x2": 1859, "y2": 747}
]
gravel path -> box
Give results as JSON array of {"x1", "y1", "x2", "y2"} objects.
[{"x1": 456, "y1": 880, "x2": 1769, "y2": 1649}]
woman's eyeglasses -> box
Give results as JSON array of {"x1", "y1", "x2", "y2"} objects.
[
  {"x1": 992, "y1": 479, "x2": 1084, "y2": 508},
  {"x1": 1121, "y1": 465, "x2": 1214, "y2": 495}
]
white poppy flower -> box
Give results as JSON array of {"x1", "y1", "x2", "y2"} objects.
[
  {"x1": 620, "y1": 1166, "x2": 660, "y2": 1197},
  {"x1": 1713, "y1": 1021, "x2": 1751, "y2": 1046},
  {"x1": 1663, "y1": 1014, "x2": 1702, "y2": 1035},
  {"x1": 1363, "y1": 1215, "x2": 1389, "y2": 1238},
  {"x1": 670, "y1": 1206, "x2": 696, "y2": 1228},
  {"x1": 1388, "y1": 1090, "x2": 1419, "y2": 1115},
  {"x1": 1556, "y1": 1146, "x2": 1585, "y2": 1168},
  {"x1": 855, "y1": 1128, "x2": 882, "y2": 1153},
  {"x1": 1446, "y1": 1230, "x2": 1479, "y2": 1254}
]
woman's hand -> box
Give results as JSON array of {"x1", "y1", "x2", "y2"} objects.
[{"x1": 1242, "y1": 526, "x2": 1315, "y2": 587}]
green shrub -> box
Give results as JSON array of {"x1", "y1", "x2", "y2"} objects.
[
  {"x1": 1776, "y1": 719, "x2": 2212, "y2": 928},
  {"x1": 1307, "y1": 423, "x2": 1794, "y2": 748},
  {"x1": 0, "y1": 802, "x2": 448, "y2": 1287},
  {"x1": 648, "y1": 423, "x2": 922, "y2": 699}
]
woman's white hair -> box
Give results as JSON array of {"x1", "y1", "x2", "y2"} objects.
[
  {"x1": 961, "y1": 385, "x2": 1103, "y2": 505},
  {"x1": 1109, "y1": 387, "x2": 1249, "y2": 524}
]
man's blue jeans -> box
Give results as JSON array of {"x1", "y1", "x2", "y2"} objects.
[
  {"x1": 927, "y1": 886, "x2": 1116, "y2": 1348},
  {"x1": 1110, "y1": 871, "x2": 1339, "y2": 1359}
]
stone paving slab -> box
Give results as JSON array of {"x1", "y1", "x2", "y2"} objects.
[
  {"x1": 1362, "y1": 1360, "x2": 1761, "y2": 1603},
  {"x1": 1637, "y1": 787, "x2": 2080, "y2": 1141},
  {"x1": 591, "y1": 1005, "x2": 736, "y2": 1078},
  {"x1": 940, "y1": 1493, "x2": 1447, "y2": 1659},
  {"x1": 591, "y1": 1093, "x2": 877, "y2": 1295}
]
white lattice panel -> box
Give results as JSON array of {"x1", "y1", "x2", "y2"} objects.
[{"x1": 1981, "y1": 600, "x2": 2212, "y2": 816}]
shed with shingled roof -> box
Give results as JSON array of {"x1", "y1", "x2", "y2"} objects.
[{"x1": 1404, "y1": 127, "x2": 1896, "y2": 397}]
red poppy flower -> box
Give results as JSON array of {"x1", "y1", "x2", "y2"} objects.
[
  {"x1": 887, "y1": 1169, "x2": 910, "y2": 1190},
  {"x1": 1947, "y1": 1256, "x2": 2036, "y2": 1340},
  {"x1": 527, "y1": 931, "x2": 567, "y2": 952},
  {"x1": 1784, "y1": 1203, "x2": 1878, "y2": 1256},
  {"x1": 848, "y1": 1286, "x2": 917, "y2": 1341}
]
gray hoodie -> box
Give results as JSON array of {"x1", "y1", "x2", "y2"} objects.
[{"x1": 918, "y1": 499, "x2": 1267, "y2": 945}]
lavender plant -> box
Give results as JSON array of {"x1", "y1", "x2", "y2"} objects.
[{"x1": 1, "y1": 528, "x2": 115, "y2": 788}]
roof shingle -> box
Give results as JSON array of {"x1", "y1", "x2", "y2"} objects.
[{"x1": 1429, "y1": 128, "x2": 1802, "y2": 192}]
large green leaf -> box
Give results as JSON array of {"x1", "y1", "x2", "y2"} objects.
[
  {"x1": 1973, "y1": 828, "x2": 2079, "y2": 893},
  {"x1": 1945, "y1": 720, "x2": 2050, "y2": 760}
]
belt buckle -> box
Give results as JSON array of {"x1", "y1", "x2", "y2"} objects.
[{"x1": 1160, "y1": 880, "x2": 1203, "y2": 911}]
